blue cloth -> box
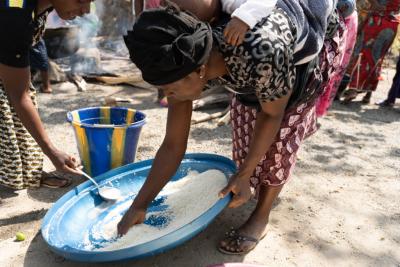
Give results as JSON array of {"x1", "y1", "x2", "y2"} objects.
[
  {"x1": 29, "y1": 38, "x2": 49, "y2": 71},
  {"x1": 388, "y1": 57, "x2": 400, "y2": 103},
  {"x1": 337, "y1": 0, "x2": 356, "y2": 18},
  {"x1": 276, "y1": 0, "x2": 337, "y2": 64}
]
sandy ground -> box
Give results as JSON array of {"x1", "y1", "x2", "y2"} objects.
[{"x1": 0, "y1": 60, "x2": 399, "y2": 267}]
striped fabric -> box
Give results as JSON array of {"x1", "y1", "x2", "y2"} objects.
[
  {"x1": 8, "y1": 0, "x2": 24, "y2": 8},
  {"x1": 68, "y1": 107, "x2": 146, "y2": 177}
]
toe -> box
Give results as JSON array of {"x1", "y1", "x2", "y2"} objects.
[{"x1": 220, "y1": 239, "x2": 228, "y2": 247}]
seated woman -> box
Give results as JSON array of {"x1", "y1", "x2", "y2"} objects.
[{"x1": 118, "y1": 1, "x2": 340, "y2": 255}]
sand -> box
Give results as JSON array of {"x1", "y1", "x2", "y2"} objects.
[{"x1": 0, "y1": 60, "x2": 399, "y2": 267}]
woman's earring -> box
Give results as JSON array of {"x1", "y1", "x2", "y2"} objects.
[{"x1": 199, "y1": 65, "x2": 206, "y2": 79}]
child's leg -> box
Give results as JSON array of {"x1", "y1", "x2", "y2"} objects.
[{"x1": 40, "y1": 70, "x2": 52, "y2": 93}]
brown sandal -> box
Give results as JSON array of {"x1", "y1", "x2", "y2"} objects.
[
  {"x1": 218, "y1": 229, "x2": 267, "y2": 255},
  {"x1": 342, "y1": 89, "x2": 358, "y2": 103},
  {"x1": 41, "y1": 172, "x2": 72, "y2": 188}
]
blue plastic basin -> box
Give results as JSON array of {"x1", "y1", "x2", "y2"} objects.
[{"x1": 41, "y1": 153, "x2": 236, "y2": 262}]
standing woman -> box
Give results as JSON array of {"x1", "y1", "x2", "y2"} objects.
[
  {"x1": 341, "y1": 0, "x2": 400, "y2": 103},
  {"x1": 0, "y1": 0, "x2": 91, "y2": 189},
  {"x1": 316, "y1": 0, "x2": 358, "y2": 116},
  {"x1": 118, "y1": 1, "x2": 341, "y2": 254}
]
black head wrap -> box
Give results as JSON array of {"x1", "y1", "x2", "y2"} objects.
[{"x1": 124, "y1": 5, "x2": 213, "y2": 85}]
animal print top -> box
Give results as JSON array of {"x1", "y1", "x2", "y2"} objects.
[{"x1": 213, "y1": 9, "x2": 297, "y2": 103}]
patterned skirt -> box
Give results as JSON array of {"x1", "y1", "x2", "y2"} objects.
[
  {"x1": 345, "y1": 14, "x2": 399, "y2": 92},
  {"x1": 0, "y1": 84, "x2": 43, "y2": 189},
  {"x1": 230, "y1": 19, "x2": 343, "y2": 190},
  {"x1": 231, "y1": 97, "x2": 317, "y2": 188},
  {"x1": 316, "y1": 12, "x2": 357, "y2": 116}
]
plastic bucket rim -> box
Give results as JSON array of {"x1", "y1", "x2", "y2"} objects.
[{"x1": 66, "y1": 107, "x2": 146, "y2": 129}]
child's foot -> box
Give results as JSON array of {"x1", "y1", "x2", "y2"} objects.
[{"x1": 219, "y1": 215, "x2": 268, "y2": 255}]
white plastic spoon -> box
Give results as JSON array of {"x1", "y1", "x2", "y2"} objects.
[{"x1": 78, "y1": 169, "x2": 121, "y2": 202}]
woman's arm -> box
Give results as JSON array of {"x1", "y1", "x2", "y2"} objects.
[
  {"x1": 219, "y1": 93, "x2": 291, "y2": 207},
  {"x1": 0, "y1": 64, "x2": 78, "y2": 174},
  {"x1": 134, "y1": 0, "x2": 145, "y2": 16},
  {"x1": 236, "y1": 94, "x2": 290, "y2": 176},
  {"x1": 117, "y1": 97, "x2": 193, "y2": 235}
]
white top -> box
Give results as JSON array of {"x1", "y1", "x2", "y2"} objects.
[
  {"x1": 222, "y1": 0, "x2": 336, "y2": 65},
  {"x1": 221, "y1": 0, "x2": 278, "y2": 29}
]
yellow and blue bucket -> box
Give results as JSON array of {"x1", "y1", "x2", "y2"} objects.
[{"x1": 67, "y1": 107, "x2": 146, "y2": 177}]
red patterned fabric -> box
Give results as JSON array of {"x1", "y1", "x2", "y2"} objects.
[
  {"x1": 231, "y1": 97, "x2": 317, "y2": 188},
  {"x1": 230, "y1": 22, "x2": 342, "y2": 190},
  {"x1": 346, "y1": 2, "x2": 400, "y2": 92},
  {"x1": 316, "y1": 13, "x2": 355, "y2": 117}
]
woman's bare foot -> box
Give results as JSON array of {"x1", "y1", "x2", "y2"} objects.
[
  {"x1": 219, "y1": 214, "x2": 269, "y2": 254},
  {"x1": 41, "y1": 85, "x2": 53, "y2": 94}
]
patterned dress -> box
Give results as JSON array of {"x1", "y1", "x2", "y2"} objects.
[
  {"x1": 345, "y1": 0, "x2": 400, "y2": 93},
  {"x1": 316, "y1": 10, "x2": 358, "y2": 116},
  {"x1": 213, "y1": 8, "x2": 343, "y2": 190},
  {"x1": 0, "y1": 10, "x2": 49, "y2": 189}
]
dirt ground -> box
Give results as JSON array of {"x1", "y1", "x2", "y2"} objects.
[{"x1": 0, "y1": 60, "x2": 399, "y2": 267}]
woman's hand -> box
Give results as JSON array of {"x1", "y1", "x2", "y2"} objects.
[
  {"x1": 117, "y1": 207, "x2": 147, "y2": 236},
  {"x1": 219, "y1": 172, "x2": 252, "y2": 208},
  {"x1": 47, "y1": 149, "x2": 80, "y2": 175}
]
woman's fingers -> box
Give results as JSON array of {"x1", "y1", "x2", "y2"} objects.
[
  {"x1": 66, "y1": 156, "x2": 77, "y2": 168},
  {"x1": 117, "y1": 220, "x2": 131, "y2": 236},
  {"x1": 117, "y1": 210, "x2": 145, "y2": 236},
  {"x1": 228, "y1": 193, "x2": 248, "y2": 208},
  {"x1": 117, "y1": 213, "x2": 136, "y2": 236},
  {"x1": 63, "y1": 165, "x2": 81, "y2": 176},
  {"x1": 219, "y1": 183, "x2": 234, "y2": 198}
]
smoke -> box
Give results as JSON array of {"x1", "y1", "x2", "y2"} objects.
[
  {"x1": 95, "y1": 0, "x2": 134, "y2": 37},
  {"x1": 68, "y1": 1, "x2": 103, "y2": 74},
  {"x1": 71, "y1": 2, "x2": 101, "y2": 49},
  {"x1": 49, "y1": 0, "x2": 134, "y2": 74}
]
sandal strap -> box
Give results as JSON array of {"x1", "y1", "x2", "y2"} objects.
[
  {"x1": 226, "y1": 228, "x2": 260, "y2": 243},
  {"x1": 235, "y1": 234, "x2": 259, "y2": 244}
]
